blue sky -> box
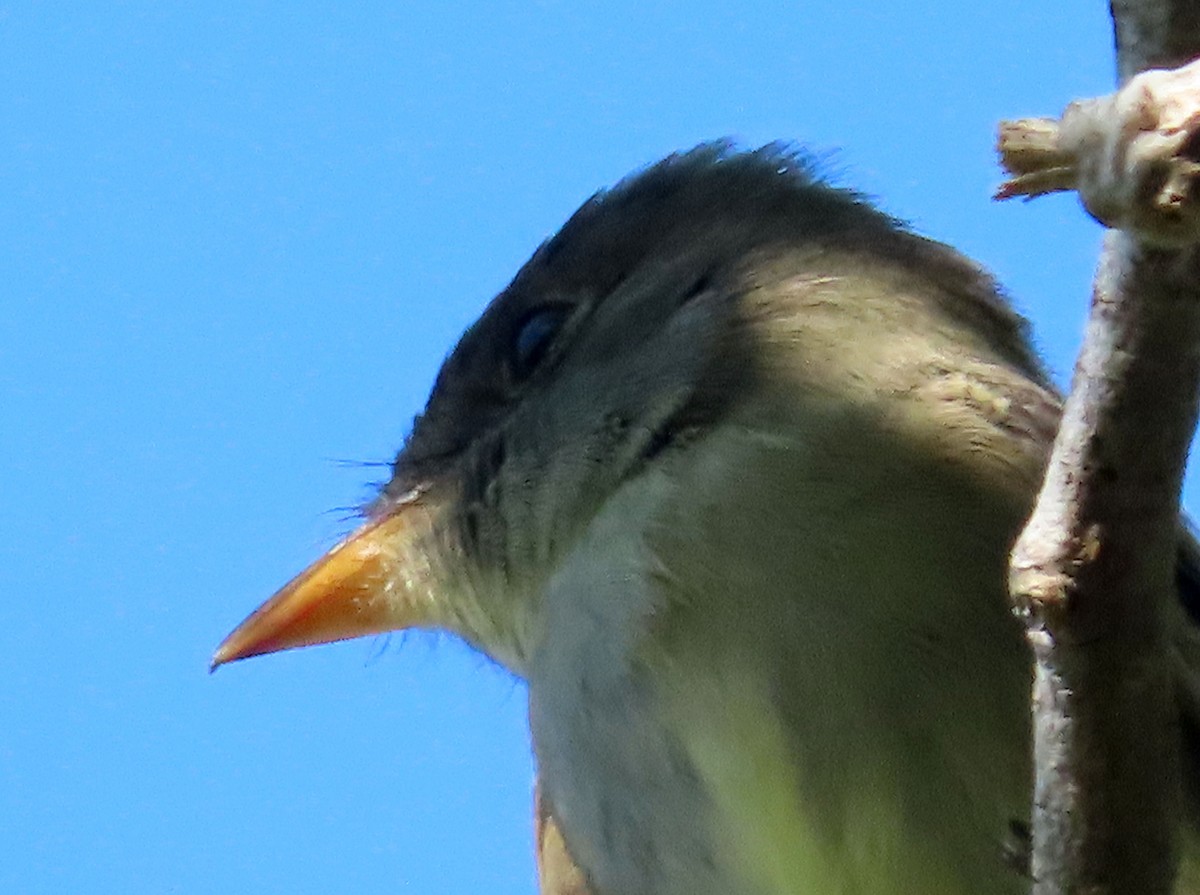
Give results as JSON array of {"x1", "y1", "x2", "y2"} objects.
[{"x1": 1, "y1": 3, "x2": 1172, "y2": 894}]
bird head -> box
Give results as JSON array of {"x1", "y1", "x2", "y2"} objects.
[{"x1": 211, "y1": 143, "x2": 1044, "y2": 676}]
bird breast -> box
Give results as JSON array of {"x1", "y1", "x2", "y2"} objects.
[{"x1": 527, "y1": 417, "x2": 1036, "y2": 895}]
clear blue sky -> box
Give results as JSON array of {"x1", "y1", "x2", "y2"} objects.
[{"x1": 2, "y1": 3, "x2": 1175, "y2": 894}]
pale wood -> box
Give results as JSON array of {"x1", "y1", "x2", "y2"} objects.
[{"x1": 1003, "y1": 4, "x2": 1200, "y2": 893}]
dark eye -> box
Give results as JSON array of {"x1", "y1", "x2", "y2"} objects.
[{"x1": 511, "y1": 305, "x2": 570, "y2": 380}]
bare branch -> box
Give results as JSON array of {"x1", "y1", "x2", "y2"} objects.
[
  {"x1": 1011, "y1": 235, "x2": 1200, "y2": 893},
  {"x1": 1109, "y1": 0, "x2": 1200, "y2": 83},
  {"x1": 1003, "y1": 4, "x2": 1200, "y2": 893}
]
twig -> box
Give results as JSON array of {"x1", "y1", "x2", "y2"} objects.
[{"x1": 997, "y1": 60, "x2": 1200, "y2": 248}]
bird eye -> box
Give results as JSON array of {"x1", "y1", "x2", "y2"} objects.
[{"x1": 511, "y1": 305, "x2": 570, "y2": 380}]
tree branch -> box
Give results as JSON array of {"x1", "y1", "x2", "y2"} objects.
[
  {"x1": 1004, "y1": 4, "x2": 1200, "y2": 893},
  {"x1": 1011, "y1": 235, "x2": 1200, "y2": 893}
]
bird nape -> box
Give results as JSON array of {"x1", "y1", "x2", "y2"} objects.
[{"x1": 213, "y1": 143, "x2": 1200, "y2": 895}]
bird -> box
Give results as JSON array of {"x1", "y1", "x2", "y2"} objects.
[{"x1": 213, "y1": 143, "x2": 1200, "y2": 895}]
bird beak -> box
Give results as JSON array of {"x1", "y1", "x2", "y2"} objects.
[{"x1": 211, "y1": 490, "x2": 449, "y2": 670}]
